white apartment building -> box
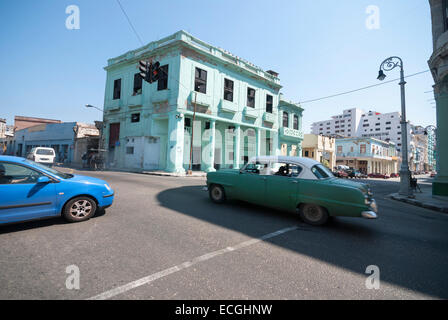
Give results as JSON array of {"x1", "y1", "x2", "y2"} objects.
[{"x1": 311, "y1": 108, "x2": 412, "y2": 155}]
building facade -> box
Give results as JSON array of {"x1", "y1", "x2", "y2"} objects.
[
  {"x1": 311, "y1": 108, "x2": 412, "y2": 155},
  {"x1": 12, "y1": 122, "x2": 99, "y2": 164},
  {"x1": 335, "y1": 137, "x2": 398, "y2": 175},
  {"x1": 301, "y1": 134, "x2": 336, "y2": 169},
  {"x1": 428, "y1": 0, "x2": 448, "y2": 195},
  {"x1": 103, "y1": 31, "x2": 303, "y2": 173}
]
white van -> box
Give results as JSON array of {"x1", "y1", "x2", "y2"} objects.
[{"x1": 27, "y1": 147, "x2": 56, "y2": 165}]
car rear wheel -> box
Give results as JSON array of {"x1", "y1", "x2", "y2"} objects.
[
  {"x1": 299, "y1": 203, "x2": 329, "y2": 226},
  {"x1": 209, "y1": 185, "x2": 226, "y2": 204},
  {"x1": 63, "y1": 197, "x2": 97, "y2": 222}
]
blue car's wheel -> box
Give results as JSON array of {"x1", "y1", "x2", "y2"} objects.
[{"x1": 63, "y1": 196, "x2": 97, "y2": 223}]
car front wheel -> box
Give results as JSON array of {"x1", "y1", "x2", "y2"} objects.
[
  {"x1": 63, "y1": 197, "x2": 97, "y2": 222},
  {"x1": 299, "y1": 203, "x2": 329, "y2": 226},
  {"x1": 209, "y1": 184, "x2": 226, "y2": 204}
]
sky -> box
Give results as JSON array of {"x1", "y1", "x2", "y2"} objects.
[{"x1": 0, "y1": 0, "x2": 436, "y2": 133}]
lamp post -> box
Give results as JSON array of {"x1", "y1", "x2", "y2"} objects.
[
  {"x1": 377, "y1": 56, "x2": 413, "y2": 197},
  {"x1": 85, "y1": 104, "x2": 104, "y2": 112}
]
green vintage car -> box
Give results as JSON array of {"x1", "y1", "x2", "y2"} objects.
[{"x1": 206, "y1": 156, "x2": 377, "y2": 225}]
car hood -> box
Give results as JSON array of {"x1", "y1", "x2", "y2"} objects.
[
  {"x1": 66, "y1": 174, "x2": 108, "y2": 186},
  {"x1": 328, "y1": 177, "x2": 369, "y2": 193}
]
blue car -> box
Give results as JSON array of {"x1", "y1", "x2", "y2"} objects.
[{"x1": 0, "y1": 155, "x2": 114, "y2": 225}]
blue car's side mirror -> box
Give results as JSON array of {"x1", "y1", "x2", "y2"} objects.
[{"x1": 37, "y1": 176, "x2": 51, "y2": 184}]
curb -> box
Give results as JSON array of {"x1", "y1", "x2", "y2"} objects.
[{"x1": 389, "y1": 193, "x2": 448, "y2": 214}]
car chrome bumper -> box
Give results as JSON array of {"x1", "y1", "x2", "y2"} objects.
[{"x1": 362, "y1": 211, "x2": 378, "y2": 219}]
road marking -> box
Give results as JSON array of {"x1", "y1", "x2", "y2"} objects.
[{"x1": 87, "y1": 225, "x2": 298, "y2": 300}]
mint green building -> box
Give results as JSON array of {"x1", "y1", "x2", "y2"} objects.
[{"x1": 102, "y1": 31, "x2": 303, "y2": 174}]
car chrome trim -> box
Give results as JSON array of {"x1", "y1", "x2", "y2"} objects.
[
  {"x1": 0, "y1": 202, "x2": 52, "y2": 210},
  {"x1": 362, "y1": 211, "x2": 378, "y2": 219}
]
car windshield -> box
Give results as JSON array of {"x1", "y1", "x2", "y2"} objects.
[
  {"x1": 23, "y1": 159, "x2": 73, "y2": 179},
  {"x1": 311, "y1": 164, "x2": 334, "y2": 179},
  {"x1": 36, "y1": 149, "x2": 54, "y2": 155}
]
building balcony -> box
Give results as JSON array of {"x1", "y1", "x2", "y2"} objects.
[
  {"x1": 219, "y1": 99, "x2": 238, "y2": 113},
  {"x1": 263, "y1": 112, "x2": 276, "y2": 123},
  {"x1": 243, "y1": 107, "x2": 259, "y2": 119},
  {"x1": 105, "y1": 99, "x2": 122, "y2": 111},
  {"x1": 279, "y1": 127, "x2": 303, "y2": 140},
  {"x1": 128, "y1": 93, "x2": 143, "y2": 107},
  {"x1": 336, "y1": 151, "x2": 393, "y2": 160},
  {"x1": 189, "y1": 91, "x2": 212, "y2": 108},
  {"x1": 151, "y1": 89, "x2": 172, "y2": 104}
]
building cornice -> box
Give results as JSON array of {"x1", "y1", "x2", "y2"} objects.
[{"x1": 105, "y1": 30, "x2": 282, "y2": 90}]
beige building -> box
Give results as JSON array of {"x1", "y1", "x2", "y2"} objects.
[{"x1": 301, "y1": 134, "x2": 336, "y2": 169}]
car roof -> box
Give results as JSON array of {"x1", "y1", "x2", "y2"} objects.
[
  {"x1": 0, "y1": 155, "x2": 27, "y2": 163},
  {"x1": 249, "y1": 156, "x2": 321, "y2": 169}
]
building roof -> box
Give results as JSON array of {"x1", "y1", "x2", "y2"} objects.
[{"x1": 105, "y1": 30, "x2": 282, "y2": 89}]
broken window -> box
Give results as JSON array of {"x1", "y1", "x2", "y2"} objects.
[
  {"x1": 224, "y1": 78, "x2": 234, "y2": 102},
  {"x1": 157, "y1": 65, "x2": 168, "y2": 91},
  {"x1": 133, "y1": 73, "x2": 142, "y2": 95},
  {"x1": 194, "y1": 67, "x2": 207, "y2": 94},
  {"x1": 247, "y1": 87, "x2": 255, "y2": 108},
  {"x1": 131, "y1": 113, "x2": 140, "y2": 123},
  {"x1": 266, "y1": 94, "x2": 273, "y2": 113},
  {"x1": 293, "y1": 114, "x2": 299, "y2": 130},
  {"x1": 113, "y1": 79, "x2": 121, "y2": 100},
  {"x1": 283, "y1": 112, "x2": 289, "y2": 128}
]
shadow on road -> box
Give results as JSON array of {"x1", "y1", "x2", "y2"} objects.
[
  {"x1": 0, "y1": 208, "x2": 107, "y2": 235},
  {"x1": 157, "y1": 185, "x2": 448, "y2": 299}
]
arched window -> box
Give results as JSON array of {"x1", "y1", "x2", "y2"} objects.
[{"x1": 283, "y1": 112, "x2": 289, "y2": 128}]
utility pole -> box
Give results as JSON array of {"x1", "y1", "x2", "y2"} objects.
[{"x1": 188, "y1": 92, "x2": 197, "y2": 175}]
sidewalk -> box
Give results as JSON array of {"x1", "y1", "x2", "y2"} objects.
[
  {"x1": 389, "y1": 189, "x2": 448, "y2": 214},
  {"x1": 142, "y1": 170, "x2": 207, "y2": 177}
]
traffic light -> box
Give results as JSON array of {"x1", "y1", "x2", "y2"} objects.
[
  {"x1": 139, "y1": 60, "x2": 150, "y2": 83},
  {"x1": 138, "y1": 60, "x2": 161, "y2": 84},
  {"x1": 151, "y1": 61, "x2": 160, "y2": 83}
]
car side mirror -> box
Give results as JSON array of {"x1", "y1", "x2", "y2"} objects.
[{"x1": 37, "y1": 176, "x2": 51, "y2": 184}]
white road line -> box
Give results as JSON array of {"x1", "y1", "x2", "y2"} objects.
[{"x1": 87, "y1": 225, "x2": 298, "y2": 300}]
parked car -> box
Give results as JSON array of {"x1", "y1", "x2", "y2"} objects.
[
  {"x1": 390, "y1": 173, "x2": 399, "y2": 178},
  {"x1": 206, "y1": 156, "x2": 378, "y2": 226},
  {"x1": 333, "y1": 170, "x2": 349, "y2": 178},
  {"x1": 347, "y1": 169, "x2": 367, "y2": 179},
  {"x1": 430, "y1": 171, "x2": 437, "y2": 178},
  {"x1": 0, "y1": 155, "x2": 114, "y2": 225},
  {"x1": 26, "y1": 147, "x2": 56, "y2": 166},
  {"x1": 368, "y1": 173, "x2": 390, "y2": 179}
]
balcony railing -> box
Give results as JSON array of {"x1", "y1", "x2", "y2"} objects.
[{"x1": 280, "y1": 127, "x2": 303, "y2": 140}]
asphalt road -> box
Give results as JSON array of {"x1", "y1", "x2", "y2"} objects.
[{"x1": 1, "y1": 170, "x2": 447, "y2": 300}]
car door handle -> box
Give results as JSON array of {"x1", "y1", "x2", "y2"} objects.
[
  {"x1": 261, "y1": 177, "x2": 267, "y2": 180},
  {"x1": 291, "y1": 180, "x2": 298, "y2": 184}
]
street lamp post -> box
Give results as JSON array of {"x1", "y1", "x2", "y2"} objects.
[{"x1": 377, "y1": 56, "x2": 413, "y2": 197}]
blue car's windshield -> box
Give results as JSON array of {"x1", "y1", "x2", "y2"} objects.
[{"x1": 24, "y1": 159, "x2": 73, "y2": 179}]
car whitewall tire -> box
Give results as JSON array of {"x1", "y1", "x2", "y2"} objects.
[{"x1": 209, "y1": 185, "x2": 226, "y2": 204}]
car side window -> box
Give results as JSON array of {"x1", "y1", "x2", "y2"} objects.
[
  {"x1": 244, "y1": 162, "x2": 267, "y2": 175},
  {"x1": 271, "y1": 162, "x2": 303, "y2": 178},
  {"x1": 0, "y1": 162, "x2": 42, "y2": 185}
]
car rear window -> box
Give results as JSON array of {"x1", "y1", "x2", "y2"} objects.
[
  {"x1": 36, "y1": 149, "x2": 54, "y2": 155},
  {"x1": 311, "y1": 164, "x2": 334, "y2": 179}
]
